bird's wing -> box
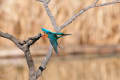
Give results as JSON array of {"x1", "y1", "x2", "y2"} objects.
[
  {"x1": 49, "y1": 37, "x2": 58, "y2": 54},
  {"x1": 41, "y1": 28, "x2": 52, "y2": 33}
]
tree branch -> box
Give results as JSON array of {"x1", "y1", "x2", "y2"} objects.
[
  {"x1": 23, "y1": 47, "x2": 36, "y2": 80},
  {"x1": 37, "y1": 0, "x2": 51, "y2": 4},
  {"x1": 21, "y1": 33, "x2": 42, "y2": 47},
  {"x1": 0, "y1": 31, "x2": 42, "y2": 80},
  {"x1": 40, "y1": 0, "x2": 59, "y2": 31},
  {"x1": 36, "y1": 0, "x2": 120, "y2": 79},
  {"x1": 59, "y1": 0, "x2": 120, "y2": 30},
  {"x1": 36, "y1": 0, "x2": 59, "y2": 79},
  {"x1": 0, "y1": 0, "x2": 119, "y2": 79},
  {"x1": 95, "y1": 0, "x2": 120, "y2": 7},
  {"x1": 0, "y1": 31, "x2": 23, "y2": 50},
  {"x1": 22, "y1": 33, "x2": 42, "y2": 80},
  {"x1": 36, "y1": 45, "x2": 52, "y2": 79}
]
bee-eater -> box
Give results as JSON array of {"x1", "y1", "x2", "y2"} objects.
[{"x1": 41, "y1": 28, "x2": 71, "y2": 54}]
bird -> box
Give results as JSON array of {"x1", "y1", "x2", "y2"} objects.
[{"x1": 41, "y1": 28, "x2": 71, "y2": 54}]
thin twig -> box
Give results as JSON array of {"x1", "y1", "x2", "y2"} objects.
[
  {"x1": 42, "y1": 1, "x2": 59, "y2": 31},
  {"x1": 59, "y1": 0, "x2": 120, "y2": 30},
  {"x1": 95, "y1": 0, "x2": 120, "y2": 7},
  {"x1": 21, "y1": 33, "x2": 42, "y2": 47}
]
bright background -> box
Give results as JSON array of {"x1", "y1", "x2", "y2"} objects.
[{"x1": 0, "y1": 0, "x2": 120, "y2": 80}]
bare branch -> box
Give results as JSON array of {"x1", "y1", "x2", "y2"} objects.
[
  {"x1": 38, "y1": 0, "x2": 59, "y2": 31},
  {"x1": 1, "y1": 0, "x2": 120, "y2": 79},
  {"x1": 0, "y1": 31, "x2": 23, "y2": 49},
  {"x1": 37, "y1": 0, "x2": 51, "y2": 4},
  {"x1": 36, "y1": 45, "x2": 52, "y2": 79},
  {"x1": 37, "y1": 0, "x2": 44, "y2": 3},
  {"x1": 0, "y1": 31, "x2": 42, "y2": 80},
  {"x1": 36, "y1": 0, "x2": 120, "y2": 79},
  {"x1": 23, "y1": 47, "x2": 36, "y2": 80},
  {"x1": 43, "y1": 3, "x2": 58, "y2": 31},
  {"x1": 59, "y1": 0, "x2": 120, "y2": 30},
  {"x1": 21, "y1": 33, "x2": 42, "y2": 80},
  {"x1": 95, "y1": 0, "x2": 120, "y2": 7},
  {"x1": 21, "y1": 33, "x2": 42, "y2": 47},
  {"x1": 36, "y1": 0, "x2": 59, "y2": 78}
]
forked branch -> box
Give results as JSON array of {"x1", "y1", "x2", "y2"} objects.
[
  {"x1": 0, "y1": 31, "x2": 42, "y2": 80},
  {"x1": 36, "y1": 0, "x2": 120, "y2": 79},
  {"x1": 0, "y1": 0, "x2": 120, "y2": 80}
]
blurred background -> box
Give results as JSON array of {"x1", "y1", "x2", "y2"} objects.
[{"x1": 0, "y1": 0, "x2": 120, "y2": 80}]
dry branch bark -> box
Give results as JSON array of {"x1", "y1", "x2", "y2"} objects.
[
  {"x1": 0, "y1": 31, "x2": 41, "y2": 80},
  {"x1": 59, "y1": 0, "x2": 120, "y2": 30}
]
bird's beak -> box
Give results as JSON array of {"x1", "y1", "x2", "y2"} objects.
[{"x1": 42, "y1": 32, "x2": 48, "y2": 38}]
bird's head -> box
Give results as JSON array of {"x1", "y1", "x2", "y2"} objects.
[
  {"x1": 42, "y1": 32, "x2": 48, "y2": 38},
  {"x1": 41, "y1": 28, "x2": 49, "y2": 38}
]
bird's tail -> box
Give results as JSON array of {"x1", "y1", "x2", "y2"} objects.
[
  {"x1": 60, "y1": 34, "x2": 72, "y2": 38},
  {"x1": 57, "y1": 34, "x2": 71, "y2": 39},
  {"x1": 63, "y1": 34, "x2": 71, "y2": 36}
]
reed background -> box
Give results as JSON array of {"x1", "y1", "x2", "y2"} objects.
[{"x1": 0, "y1": 0, "x2": 120, "y2": 80}]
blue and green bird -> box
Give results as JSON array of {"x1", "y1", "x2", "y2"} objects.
[{"x1": 41, "y1": 28, "x2": 71, "y2": 54}]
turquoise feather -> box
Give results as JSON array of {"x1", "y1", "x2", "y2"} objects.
[{"x1": 41, "y1": 28, "x2": 71, "y2": 54}]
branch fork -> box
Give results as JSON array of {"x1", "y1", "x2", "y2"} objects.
[{"x1": 0, "y1": 0, "x2": 120, "y2": 80}]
